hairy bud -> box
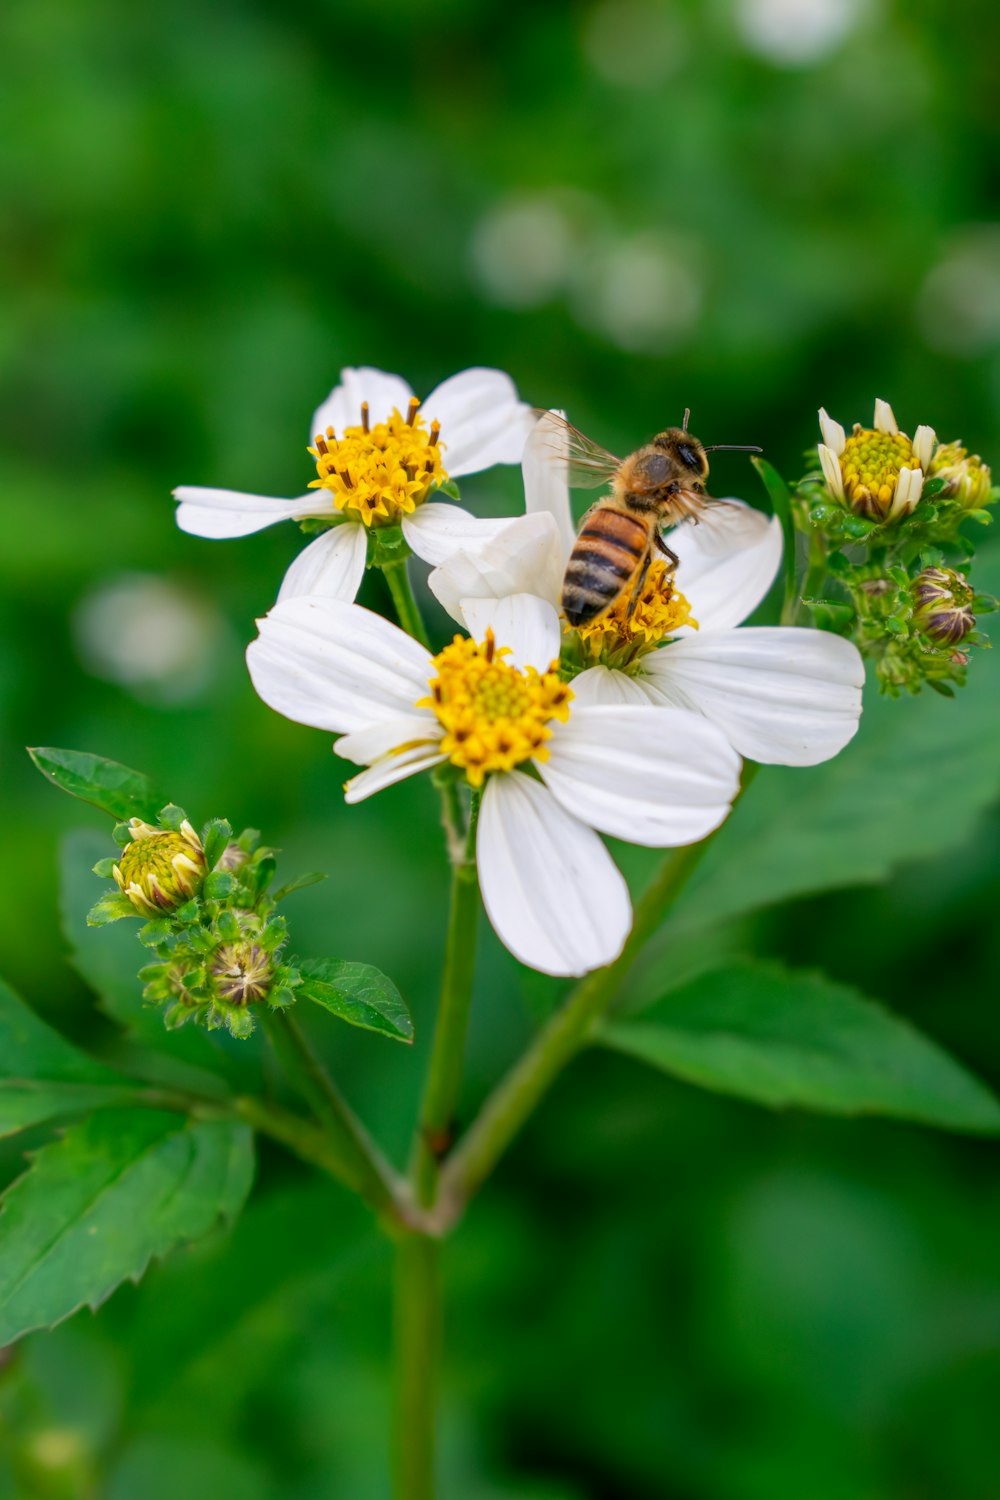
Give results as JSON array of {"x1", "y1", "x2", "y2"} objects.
[
  {"x1": 912, "y1": 567, "x2": 976, "y2": 646},
  {"x1": 113, "y1": 819, "x2": 206, "y2": 917}
]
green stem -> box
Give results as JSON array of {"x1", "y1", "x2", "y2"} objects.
[
  {"x1": 412, "y1": 795, "x2": 481, "y2": 1206},
  {"x1": 383, "y1": 559, "x2": 431, "y2": 649},
  {"x1": 393, "y1": 1233, "x2": 440, "y2": 1500},
  {"x1": 263, "y1": 1010, "x2": 407, "y2": 1227},
  {"x1": 796, "y1": 531, "x2": 829, "y2": 624},
  {"x1": 437, "y1": 768, "x2": 759, "y2": 1223}
]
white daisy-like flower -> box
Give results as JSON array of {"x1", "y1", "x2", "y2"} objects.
[
  {"x1": 818, "y1": 398, "x2": 936, "y2": 523},
  {"x1": 246, "y1": 592, "x2": 742, "y2": 977},
  {"x1": 427, "y1": 412, "x2": 865, "y2": 767},
  {"x1": 174, "y1": 366, "x2": 534, "y2": 604}
]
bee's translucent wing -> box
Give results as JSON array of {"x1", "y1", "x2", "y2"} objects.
[
  {"x1": 530, "y1": 409, "x2": 622, "y2": 490},
  {"x1": 668, "y1": 496, "x2": 753, "y2": 546}
]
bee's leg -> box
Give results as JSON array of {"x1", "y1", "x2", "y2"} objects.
[
  {"x1": 624, "y1": 553, "x2": 652, "y2": 621},
  {"x1": 653, "y1": 532, "x2": 679, "y2": 573}
]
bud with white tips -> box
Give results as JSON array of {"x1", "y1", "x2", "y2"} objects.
[{"x1": 113, "y1": 819, "x2": 206, "y2": 918}]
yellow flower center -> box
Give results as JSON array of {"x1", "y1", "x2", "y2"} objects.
[
  {"x1": 420, "y1": 631, "x2": 573, "y2": 787},
  {"x1": 574, "y1": 560, "x2": 697, "y2": 665},
  {"x1": 839, "y1": 427, "x2": 913, "y2": 517},
  {"x1": 307, "y1": 397, "x2": 448, "y2": 527},
  {"x1": 114, "y1": 827, "x2": 206, "y2": 917}
]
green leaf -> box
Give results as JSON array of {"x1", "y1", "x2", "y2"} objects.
[
  {"x1": 752, "y1": 457, "x2": 796, "y2": 621},
  {"x1": 656, "y1": 542, "x2": 1000, "y2": 935},
  {"x1": 0, "y1": 977, "x2": 139, "y2": 1138},
  {"x1": 27, "y1": 748, "x2": 166, "y2": 822},
  {"x1": 297, "y1": 958, "x2": 414, "y2": 1043},
  {"x1": 0, "y1": 1108, "x2": 254, "y2": 1345},
  {"x1": 600, "y1": 961, "x2": 1000, "y2": 1133}
]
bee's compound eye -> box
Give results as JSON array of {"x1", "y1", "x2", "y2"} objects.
[
  {"x1": 675, "y1": 441, "x2": 703, "y2": 473},
  {"x1": 636, "y1": 452, "x2": 670, "y2": 486}
]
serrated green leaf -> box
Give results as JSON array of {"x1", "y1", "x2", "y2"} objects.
[
  {"x1": 650, "y1": 543, "x2": 1000, "y2": 936},
  {"x1": 600, "y1": 961, "x2": 1000, "y2": 1134},
  {"x1": 297, "y1": 958, "x2": 413, "y2": 1042},
  {"x1": 0, "y1": 978, "x2": 139, "y2": 1138},
  {"x1": 0, "y1": 1108, "x2": 254, "y2": 1345},
  {"x1": 28, "y1": 748, "x2": 166, "y2": 822}
]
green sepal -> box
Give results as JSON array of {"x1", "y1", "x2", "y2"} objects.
[
  {"x1": 366, "y1": 525, "x2": 410, "y2": 568},
  {"x1": 437, "y1": 479, "x2": 461, "y2": 500},
  {"x1": 251, "y1": 855, "x2": 277, "y2": 898},
  {"x1": 156, "y1": 803, "x2": 187, "y2": 832},
  {"x1": 919, "y1": 476, "x2": 948, "y2": 499},
  {"x1": 28, "y1": 748, "x2": 166, "y2": 823},
  {"x1": 237, "y1": 827, "x2": 261, "y2": 853},
  {"x1": 296, "y1": 516, "x2": 338, "y2": 536},
  {"x1": 271, "y1": 871, "x2": 328, "y2": 902},
  {"x1": 216, "y1": 910, "x2": 243, "y2": 941},
  {"x1": 804, "y1": 599, "x2": 855, "y2": 633},
  {"x1": 202, "y1": 871, "x2": 235, "y2": 901},
  {"x1": 86, "y1": 893, "x2": 137, "y2": 927},
  {"x1": 201, "y1": 818, "x2": 233, "y2": 869},
  {"x1": 138, "y1": 919, "x2": 173, "y2": 948},
  {"x1": 112, "y1": 822, "x2": 132, "y2": 848},
  {"x1": 91, "y1": 857, "x2": 118, "y2": 879}
]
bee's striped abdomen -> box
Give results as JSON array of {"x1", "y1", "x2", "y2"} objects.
[{"x1": 561, "y1": 507, "x2": 649, "y2": 628}]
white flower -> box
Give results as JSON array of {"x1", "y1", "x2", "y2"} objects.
[
  {"x1": 428, "y1": 411, "x2": 865, "y2": 767},
  {"x1": 246, "y1": 592, "x2": 741, "y2": 977},
  {"x1": 175, "y1": 366, "x2": 534, "y2": 604},
  {"x1": 818, "y1": 399, "x2": 935, "y2": 522}
]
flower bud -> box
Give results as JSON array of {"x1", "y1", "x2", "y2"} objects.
[
  {"x1": 210, "y1": 939, "x2": 274, "y2": 1005},
  {"x1": 113, "y1": 819, "x2": 206, "y2": 918},
  {"x1": 912, "y1": 567, "x2": 976, "y2": 646},
  {"x1": 928, "y1": 442, "x2": 992, "y2": 508}
]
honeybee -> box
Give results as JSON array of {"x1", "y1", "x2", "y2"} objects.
[{"x1": 535, "y1": 410, "x2": 761, "y2": 628}]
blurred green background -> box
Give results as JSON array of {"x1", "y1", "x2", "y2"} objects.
[{"x1": 2, "y1": 0, "x2": 1000, "y2": 1495}]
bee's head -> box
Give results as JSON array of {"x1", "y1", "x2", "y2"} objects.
[{"x1": 653, "y1": 428, "x2": 710, "y2": 481}]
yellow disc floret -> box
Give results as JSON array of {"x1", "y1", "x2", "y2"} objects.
[
  {"x1": 307, "y1": 396, "x2": 448, "y2": 527},
  {"x1": 113, "y1": 819, "x2": 206, "y2": 918},
  {"x1": 838, "y1": 427, "x2": 914, "y2": 519},
  {"x1": 576, "y1": 560, "x2": 697, "y2": 666},
  {"x1": 420, "y1": 631, "x2": 573, "y2": 787}
]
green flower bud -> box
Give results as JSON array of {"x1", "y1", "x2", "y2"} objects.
[
  {"x1": 928, "y1": 442, "x2": 992, "y2": 508},
  {"x1": 912, "y1": 567, "x2": 976, "y2": 646},
  {"x1": 113, "y1": 819, "x2": 206, "y2": 918}
]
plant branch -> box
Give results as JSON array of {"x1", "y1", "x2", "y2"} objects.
[
  {"x1": 393, "y1": 1233, "x2": 440, "y2": 1500},
  {"x1": 383, "y1": 558, "x2": 431, "y2": 649},
  {"x1": 263, "y1": 1009, "x2": 409, "y2": 1229},
  {"x1": 436, "y1": 766, "x2": 759, "y2": 1224},
  {"x1": 411, "y1": 794, "x2": 481, "y2": 1206}
]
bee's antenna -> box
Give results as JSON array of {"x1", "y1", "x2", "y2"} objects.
[
  {"x1": 682, "y1": 407, "x2": 690, "y2": 432},
  {"x1": 703, "y1": 443, "x2": 763, "y2": 454}
]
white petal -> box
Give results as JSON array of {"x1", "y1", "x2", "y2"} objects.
[
  {"x1": 343, "y1": 745, "x2": 447, "y2": 804},
  {"x1": 422, "y1": 368, "x2": 534, "y2": 475},
  {"x1": 912, "y1": 424, "x2": 936, "y2": 470},
  {"x1": 874, "y1": 398, "x2": 898, "y2": 435},
  {"x1": 277, "y1": 523, "x2": 367, "y2": 603},
  {"x1": 570, "y1": 665, "x2": 655, "y2": 707},
  {"x1": 477, "y1": 771, "x2": 631, "y2": 977},
  {"x1": 522, "y1": 410, "x2": 577, "y2": 557},
  {"x1": 246, "y1": 598, "x2": 432, "y2": 734},
  {"x1": 428, "y1": 512, "x2": 565, "y2": 625},
  {"x1": 334, "y1": 713, "x2": 441, "y2": 766},
  {"x1": 818, "y1": 408, "x2": 846, "y2": 456},
  {"x1": 889, "y1": 467, "x2": 923, "y2": 519},
  {"x1": 818, "y1": 443, "x2": 845, "y2": 502},
  {"x1": 460, "y1": 593, "x2": 562, "y2": 672},
  {"x1": 401, "y1": 503, "x2": 510, "y2": 568},
  {"x1": 174, "y1": 488, "x2": 333, "y2": 539},
  {"x1": 310, "y1": 367, "x2": 415, "y2": 440},
  {"x1": 540, "y1": 705, "x2": 739, "y2": 847},
  {"x1": 672, "y1": 500, "x2": 783, "y2": 631},
  {"x1": 639, "y1": 627, "x2": 864, "y2": 766}
]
